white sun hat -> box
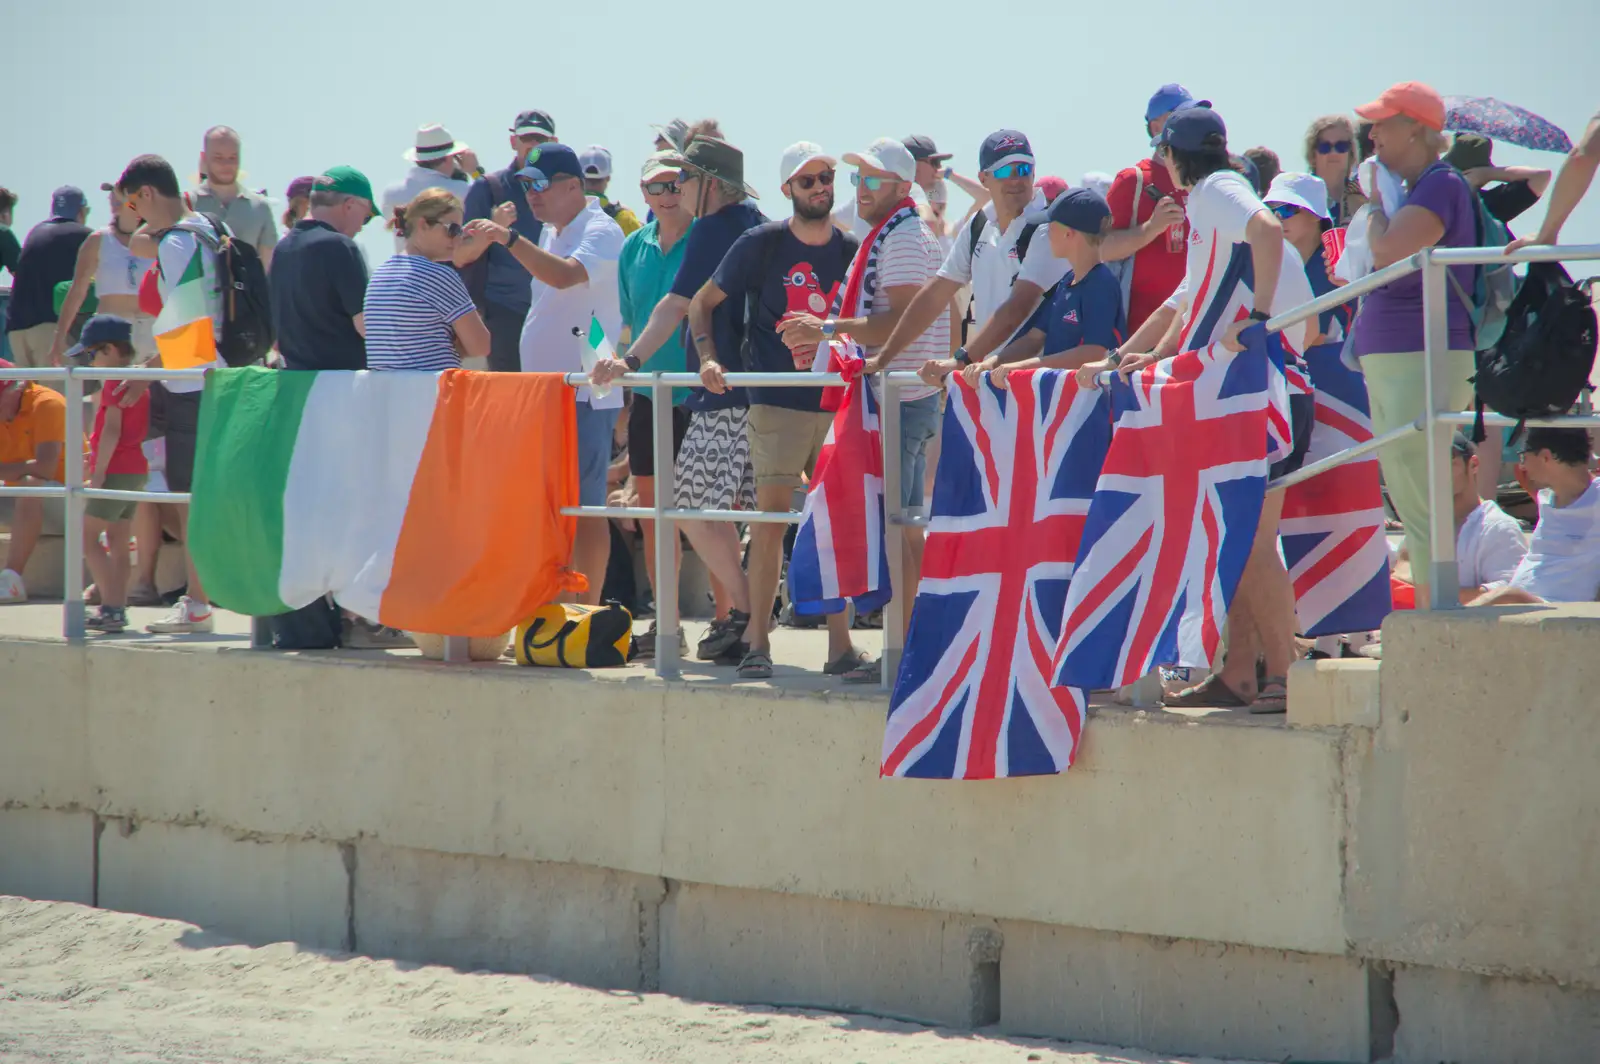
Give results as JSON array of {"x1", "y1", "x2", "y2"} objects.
[
  {"x1": 1264, "y1": 171, "x2": 1331, "y2": 220},
  {"x1": 404, "y1": 123, "x2": 468, "y2": 164}
]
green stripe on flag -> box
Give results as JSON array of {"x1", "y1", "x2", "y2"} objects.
[{"x1": 187, "y1": 367, "x2": 317, "y2": 616}]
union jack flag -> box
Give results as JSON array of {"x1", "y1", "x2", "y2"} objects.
[
  {"x1": 882, "y1": 370, "x2": 1110, "y2": 779},
  {"x1": 1280, "y1": 341, "x2": 1393, "y2": 635},
  {"x1": 1052, "y1": 329, "x2": 1282, "y2": 691},
  {"x1": 787, "y1": 353, "x2": 892, "y2": 617}
]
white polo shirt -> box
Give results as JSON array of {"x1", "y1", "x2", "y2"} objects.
[
  {"x1": 936, "y1": 189, "x2": 1069, "y2": 329},
  {"x1": 519, "y1": 197, "x2": 625, "y2": 408}
]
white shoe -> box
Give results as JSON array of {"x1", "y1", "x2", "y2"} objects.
[
  {"x1": 145, "y1": 595, "x2": 215, "y2": 634},
  {"x1": 0, "y1": 569, "x2": 25, "y2": 604}
]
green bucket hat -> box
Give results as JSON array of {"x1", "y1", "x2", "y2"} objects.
[
  {"x1": 1444, "y1": 132, "x2": 1493, "y2": 173},
  {"x1": 317, "y1": 165, "x2": 381, "y2": 218},
  {"x1": 675, "y1": 136, "x2": 759, "y2": 200}
]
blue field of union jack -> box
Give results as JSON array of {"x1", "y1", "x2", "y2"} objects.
[{"x1": 882, "y1": 370, "x2": 1109, "y2": 780}]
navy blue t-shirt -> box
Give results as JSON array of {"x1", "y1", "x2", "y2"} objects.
[
  {"x1": 6, "y1": 219, "x2": 91, "y2": 333},
  {"x1": 669, "y1": 200, "x2": 767, "y2": 412},
  {"x1": 1024, "y1": 261, "x2": 1127, "y2": 357},
  {"x1": 270, "y1": 220, "x2": 369, "y2": 371},
  {"x1": 462, "y1": 161, "x2": 544, "y2": 313},
  {"x1": 712, "y1": 221, "x2": 858, "y2": 412},
  {"x1": 1304, "y1": 245, "x2": 1354, "y2": 345}
]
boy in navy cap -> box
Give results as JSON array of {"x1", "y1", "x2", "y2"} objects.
[{"x1": 965, "y1": 187, "x2": 1126, "y2": 388}]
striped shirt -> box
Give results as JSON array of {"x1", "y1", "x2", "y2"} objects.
[
  {"x1": 856, "y1": 217, "x2": 947, "y2": 401},
  {"x1": 363, "y1": 254, "x2": 476, "y2": 372}
]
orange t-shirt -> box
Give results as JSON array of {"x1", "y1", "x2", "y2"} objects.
[{"x1": 0, "y1": 384, "x2": 70, "y2": 484}]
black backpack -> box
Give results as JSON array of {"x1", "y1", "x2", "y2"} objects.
[
  {"x1": 1470, "y1": 262, "x2": 1598, "y2": 443},
  {"x1": 959, "y1": 213, "x2": 1055, "y2": 343},
  {"x1": 168, "y1": 213, "x2": 274, "y2": 366}
]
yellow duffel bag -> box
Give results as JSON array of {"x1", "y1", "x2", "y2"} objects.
[{"x1": 513, "y1": 602, "x2": 633, "y2": 668}]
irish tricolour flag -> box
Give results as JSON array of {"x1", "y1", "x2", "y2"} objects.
[
  {"x1": 188, "y1": 368, "x2": 585, "y2": 635},
  {"x1": 153, "y1": 237, "x2": 220, "y2": 370}
]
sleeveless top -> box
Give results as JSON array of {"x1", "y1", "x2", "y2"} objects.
[{"x1": 96, "y1": 226, "x2": 155, "y2": 297}]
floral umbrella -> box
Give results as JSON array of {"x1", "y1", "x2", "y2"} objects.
[{"x1": 1443, "y1": 96, "x2": 1573, "y2": 153}]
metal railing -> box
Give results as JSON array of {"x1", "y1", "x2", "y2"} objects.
[{"x1": 4, "y1": 243, "x2": 1597, "y2": 679}]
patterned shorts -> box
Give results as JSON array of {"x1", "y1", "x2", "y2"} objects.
[{"x1": 675, "y1": 407, "x2": 755, "y2": 512}]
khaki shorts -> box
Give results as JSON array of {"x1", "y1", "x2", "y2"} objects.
[{"x1": 747, "y1": 404, "x2": 833, "y2": 490}]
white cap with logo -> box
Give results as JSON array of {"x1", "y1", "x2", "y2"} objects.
[
  {"x1": 779, "y1": 141, "x2": 837, "y2": 184},
  {"x1": 579, "y1": 145, "x2": 614, "y2": 180},
  {"x1": 1264, "y1": 171, "x2": 1331, "y2": 220},
  {"x1": 843, "y1": 137, "x2": 917, "y2": 182}
]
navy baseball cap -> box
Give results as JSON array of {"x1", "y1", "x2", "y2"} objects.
[
  {"x1": 1048, "y1": 187, "x2": 1113, "y2": 234},
  {"x1": 65, "y1": 314, "x2": 133, "y2": 359},
  {"x1": 516, "y1": 142, "x2": 585, "y2": 185},
  {"x1": 1145, "y1": 83, "x2": 1211, "y2": 122},
  {"x1": 1159, "y1": 107, "x2": 1228, "y2": 152},
  {"x1": 50, "y1": 185, "x2": 87, "y2": 220},
  {"x1": 978, "y1": 130, "x2": 1034, "y2": 173}
]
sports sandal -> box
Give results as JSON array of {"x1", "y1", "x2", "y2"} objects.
[
  {"x1": 1249, "y1": 677, "x2": 1289, "y2": 715},
  {"x1": 822, "y1": 646, "x2": 870, "y2": 676},
  {"x1": 737, "y1": 649, "x2": 774, "y2": 679},
  {"x1": 841, "y1": 657, "x2": 882, "y2": 684},
  {"x1": 1163, "y1": 674, "x2": 1249, "y2": 708}
]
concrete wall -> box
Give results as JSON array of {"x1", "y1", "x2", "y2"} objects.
[{"x1": 4, "y1": 604, "x2": 1600, "y2": 1061}]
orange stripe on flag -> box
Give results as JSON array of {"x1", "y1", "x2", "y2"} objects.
[
  {"x1": 380, "y1": 371, "x2": 586, "y2": 636},
  {"x1": 155, "y1": 317, "x2": 218, "y2": 370}
]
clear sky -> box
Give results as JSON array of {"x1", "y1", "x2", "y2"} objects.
[{"x1": 7, "y1": 0, "x2": 1599, "y2": 273}]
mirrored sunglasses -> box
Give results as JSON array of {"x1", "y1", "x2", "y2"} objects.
[
  {"x1": 1269, "y1": 203, "x2": 1301, "y2": 220},
  {"x1": 988, "y1": 162, "x2": 1034, "y2": 180},
  {"x1": 850, "y1": 173, "x2": 899, "y2": 191},
  {"x1": 517, "y1": 170, "x2": 552, "y2": 194}
]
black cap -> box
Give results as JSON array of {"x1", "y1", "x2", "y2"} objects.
[
  {"x1": 902, "y1": 134, "x2": 952, "y2": 164},
  {"x1": 511, "y1": 109, "x2": 556, "y2": 137}
]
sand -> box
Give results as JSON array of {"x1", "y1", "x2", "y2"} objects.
[{"x1": 0, "y1": 897, "x2": 1250, "y2": 1064}]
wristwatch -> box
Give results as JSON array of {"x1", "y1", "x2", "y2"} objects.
[
  {"x1": 1106, "y1": 347, "x2": 1122, "y2": 368},
  {"x1": 820, "y1": 320, "x2": 837, "y2": 339},
  {"x1": 953, "y1": 346, "x2": 972, "y2": 366},
  {"x1": 503, "y1": 230, "x2": 520, "y2": 248},
  {"x1": 1248, "y1": 309, "x2": 1271, "y2": 323},
  {"x1": 623, "y1": 355, "x2": 642, "y2": 372}
]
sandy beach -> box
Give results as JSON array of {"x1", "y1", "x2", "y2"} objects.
[{"x1": 0, "y1": 897, "x2": 1253, "y2": 1064}]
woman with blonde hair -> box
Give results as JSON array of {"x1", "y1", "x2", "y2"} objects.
[
  {"x1": 363, "y1": 188, "x2": 490, "y2": 371},
  {"x1": 1350, "y1": 81, "x2": 1480, "y2": 610},
  {"x1": 1304, "y1": 113, "x2": 1367, "y2": 228}
]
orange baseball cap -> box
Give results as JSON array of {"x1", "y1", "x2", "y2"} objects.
[{"x1": 1355, "y1": 81, "x2": 1446, "y2": 132}]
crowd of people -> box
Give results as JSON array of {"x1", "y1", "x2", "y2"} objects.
[{"x1": 2, "y1": 84, "x2": 1598, "y2": 698}]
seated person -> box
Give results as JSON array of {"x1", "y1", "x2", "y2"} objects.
[
  {"x1": 1472, "y1": 428, "x2": 1600, "y2": 605},
  {"x1": 1449, "y1": 432, "x2": 1527, "y2": 602},
  {"x1": 0, "y1": 361, "x2": 68, "y2": 603}
]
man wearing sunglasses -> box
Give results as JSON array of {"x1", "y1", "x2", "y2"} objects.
[
  {"x1": 460, "y1": 109, "x2": 554, "y2": 373},
  {"x1": 468, "y1": 141, "x2": 626, "y2": 604},
  {"x1": 269, "y1": 167, "x2": 380, "y2": 372},
  {"x1": 874, "y1": 129, "x2": 1069, "y2": 388},
  {"x1": 687, "y1": 142, "x2": 867, "y2": 680}
]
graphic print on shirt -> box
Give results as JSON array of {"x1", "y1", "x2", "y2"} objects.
[{"x1": 780, "y1": 261, "x2": 839, "y2": 321}]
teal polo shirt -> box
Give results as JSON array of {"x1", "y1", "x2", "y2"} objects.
[{"x1": 618, "y1": 218, "x2": 693, "y2": 405}]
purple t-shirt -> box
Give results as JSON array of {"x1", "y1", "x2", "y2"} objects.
[{"x1": 1352, "y1": 163, "x2": 1477, "y2": 356}]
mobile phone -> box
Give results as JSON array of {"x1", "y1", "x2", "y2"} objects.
[{"x1": 1144, "y1": 185, "x2": 1167, "y2": 202}]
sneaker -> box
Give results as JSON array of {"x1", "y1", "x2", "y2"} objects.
[
  {"x1": 0, "y1": 569, "x2": 26, "y2": 604},
  {"x1": 341, "y1": 618, "x2": 415, "y2": 649},
  {"x1": 633, "y1": 620, "x2": 688, "y2": 661},
  {"x1": 127, "y1": 583, "x2": 164, "y2": 607},
  {"x1": 86, "y1": 606, "x2": 128, "y2": 633},
  {"x1": 697, "y1": 609, "x2": 750, "y2": 661},
  {"x1": 144, "y1": 595, "x2": 214, "y2": 634}
]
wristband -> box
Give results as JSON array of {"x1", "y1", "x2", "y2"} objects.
[
  {"x1": 623, "y1": 355, "x2": 642, "y2": 372},
  {"x1": 1248, "y1": 309, "x2": 1270, "y2": 323},
  {"x1": 503, "y1": 230, "x2": 519, "y2": 248},
  {"x1": 953, "y1": 346, "x2": 972, "y2": 367}
]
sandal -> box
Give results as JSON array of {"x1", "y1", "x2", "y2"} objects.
[
  {"x1": 841, "y1": 657, "x2": 882, "y2": 684},
  {"x1": 822, "y1": 646, "x2": 869, "y2": 676},
  {"x1": 1163, "y1": 674, "x2": 1249, "y2": 708},
  {"x1": 1249, "y1": 677, "x2": 1289, "y2": 715},
  {"x1": 737, "y1": 649, "x2": 774, "y2": 679}
]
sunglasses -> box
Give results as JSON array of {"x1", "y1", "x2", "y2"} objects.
[
  {"x1": 850, "y1": 173, "x2": 900, "y2": 191},
  {"x1": 642, "y1": 180, "x2": 680, "y2": 196},
  {"x1": 1269, "y1": 203, "x2": 1301, "y2": 220},
  {"x1": 789, "y1": 169, "x2": 835, "y2": 190},
  {"x1": 1317, "y1": 139, "x2": 1353, "y2": 155},
  {"x1": 431, "y1": 220, "x2": 463, "y2": 238},
  {"x1": 987, "y1": 162, "x2": 1034, "y2": 180}
]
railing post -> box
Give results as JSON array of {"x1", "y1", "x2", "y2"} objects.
[
  {"x1": 1419, "y1": 249, "x2": 1460, "y2": 609},
  {"x1": 62, "y1": 368, "x2": 86, "y2": 643},
  {"x1": 652, "y1": 376, "x2": 681, "y2": 681},
  {"x1": 879, "y1": 372, "x2": 904, "y2": 691},
  {"x1": 443, "y1": 635, "x2": 470, "y2": 663}
]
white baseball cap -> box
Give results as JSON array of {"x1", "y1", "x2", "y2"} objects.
[
  {"x1": 1264, "y1": 171, "x2": 1331, "y2": 220},
  {"x1": 578, "y1": 145, "x2": 613, "y2": 180},
  {"x1": 779, "y1": 141, "x2": 836, "y2": 184},
  {"x1": 843, "y1": 138, "x2": 916, "y2": 182}
]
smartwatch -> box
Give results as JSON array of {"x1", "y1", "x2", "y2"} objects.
[
  {"x1": 503, "y1": 230, "x2": 520, "y2": 249},
  {"x1": 953, "y1": 346, "x2": 972, "y2": 367},
  {"x1": 1248, "y1": 309, "x2": 1271, "y2": 323},
  {"x1": 1106, "y1": 347, "x2": 1122, "y2": 368},
  {"x1": 623, "y1": 355, "x2": 642, "y2": 372}
]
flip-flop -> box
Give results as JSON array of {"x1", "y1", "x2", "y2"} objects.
[
  {"x1": 1163, "y1": 674, "x2": 1249, "y2": 708},
  {"x1": 822, "y1": 646, "x2": 869, "y2": 676},
  {"x1": 841, "y1": 658, "x2": 882, "y2": 684},
  {"x1": 1250, "y1": 677, "x2": 1289, "y2": 715},
  {"x1": 737, "y1": 649, "x2": 774, "y2": 679}
]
